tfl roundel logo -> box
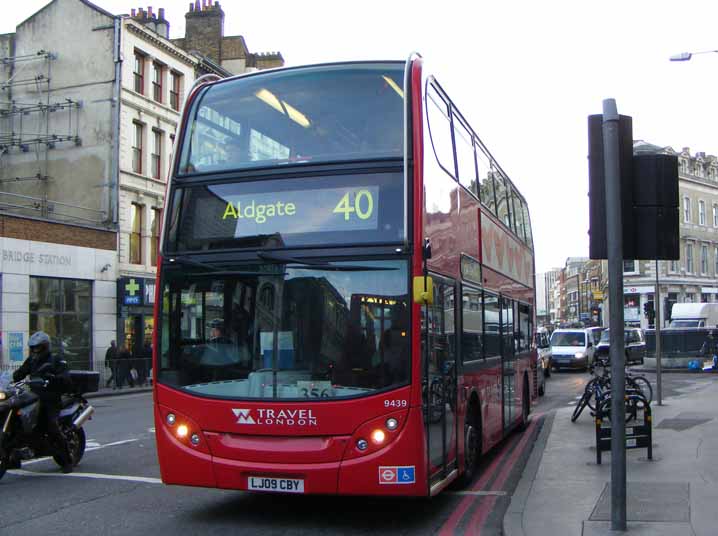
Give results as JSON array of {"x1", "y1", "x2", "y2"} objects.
[{"x1": 378, "y1": 466, "x2": 415, "y2": 485}]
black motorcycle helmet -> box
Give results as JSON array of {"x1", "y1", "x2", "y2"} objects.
[{"x1": 28, "y1": 331, "x2": 51, "y2": 358}]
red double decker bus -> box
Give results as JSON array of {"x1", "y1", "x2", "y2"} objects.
[{"x1": 153, "y1": 54, "x2": 537, "y2": 496}]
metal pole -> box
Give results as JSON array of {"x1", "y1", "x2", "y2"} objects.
[
  {"x1": 602, "y1": 98, "x2": 627, "y2": 531},
  {"x1": 655, "y1": 259, "x2": 662, "y2": 405}
]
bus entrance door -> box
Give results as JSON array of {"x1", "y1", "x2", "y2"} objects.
[
  {"x1": 422, "y1": 277, "x2": 458, "y2": 488},
  {"x1": 501, "y1": 299, "x2": 518, "y2": 430}
]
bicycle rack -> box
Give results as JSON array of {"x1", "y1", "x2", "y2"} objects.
[{"x1": 594, "y1": 394, "x2": 652, "y2": 465}]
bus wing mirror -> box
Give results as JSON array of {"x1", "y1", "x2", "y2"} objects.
[{"x1": 413, "y1": 276, "x2": 434, "y2": 305}]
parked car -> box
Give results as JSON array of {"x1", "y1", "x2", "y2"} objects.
[
  {"x1": 549, "y1": 328, "x2": 595, "y2": 371},
  {"x1": 594, "y1": 328, "x2": 646, "y2": 366}
]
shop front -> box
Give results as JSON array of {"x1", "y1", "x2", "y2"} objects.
[
  {"x1": 117, "y1": 277, "x2": 155, "y2": 380},
  {"x1": 0, "y1": 237, "x2": 116, "y2": 369}
]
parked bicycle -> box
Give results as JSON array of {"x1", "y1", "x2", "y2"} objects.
[{"x1": 571, "y1": 358, "x2": 652, "y2": 422}]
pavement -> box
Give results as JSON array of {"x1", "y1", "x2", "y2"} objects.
[
  {"x1": 85, "y1": 383, "x2": 152, "y2": 399},
  {"x1": 505, "y1": 374, "x2": 718, "y2": 535}
]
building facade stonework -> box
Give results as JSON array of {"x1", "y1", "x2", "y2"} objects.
[
  {"x1": 618, "y1": 141, "x2": 718, "y2": 329},
  {"x1": 0, "y1": 0, "x2": 284, "y2": 369}
]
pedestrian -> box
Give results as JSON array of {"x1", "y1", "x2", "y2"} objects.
[
  {"x1": 139, "y1": 339, "x2": 152, "y2": 386},
  {"x1": 700, "y1": 330, "x2": 718, "y2": 369},
  {"x1": 117, "y1": 343, "x2": 132, "y2": 388},
  {"x1": 104, "y1": 340, "x2": 118, "y2": 389}
]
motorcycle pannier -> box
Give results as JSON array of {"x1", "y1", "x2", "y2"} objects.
[{"x1": 68, "y1": 370, "x2": 100, "y2": 393}]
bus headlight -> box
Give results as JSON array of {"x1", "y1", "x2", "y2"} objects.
[
  {"x1": 159, "y1": 406, "x2": 210, "y2": 454},
  {"x1": 346, "y1": 410, "x2": 407, "y2": 460},
  {"x1": 575, "y1": 352, "x2": 586, "y2": 359}
]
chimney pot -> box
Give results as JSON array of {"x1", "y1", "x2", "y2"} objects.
[
  {"x1": 131, "y1": 8, "x2": 136, "y2": 16},
  {"x1": 189, "y1": 2, "x2": 193, "y2": 11},
  {"x1": 148, "y1": 6, "x2": 153, "y2": 17},
  {"x1": 158, "y1": 8, "x2": 165, "y2": 19}
]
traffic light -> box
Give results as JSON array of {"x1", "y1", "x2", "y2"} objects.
[
  {"x1": 588, "y1": 114, "x2": 679, "y2": 260},
  {"x1": 588, "y1": 114, "x2": 634, "y2": 260},
  {"x1": 643, "y1": 301, "x2": 655, "y2": 323}
]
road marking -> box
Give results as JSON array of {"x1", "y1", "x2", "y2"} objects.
[
  {"x1": 9, "y1": 469, "x2": 162, "y2": 485},
  {"x1": 20, "y1": 438, "x2": 140, "y2": 465},
  {"x1": 448, "y1": 490, "x2": 507, "y2": 496},
  {"x1": 89, "y1": 439, "x2": 139, "y2": 450}
]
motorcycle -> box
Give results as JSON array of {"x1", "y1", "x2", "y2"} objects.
[{"x1": 0, "y1": 369, "x2": 97, "y2": 479}]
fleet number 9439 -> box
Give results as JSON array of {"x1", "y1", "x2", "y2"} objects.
[{"x1": 384, "y1": 399, "x2": 408, "y2": 408}]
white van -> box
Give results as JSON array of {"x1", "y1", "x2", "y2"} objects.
[
  {"x1": 549, "y1": 328, "x2": 595, "y2": 371},
  {"x1": 669, "y1": 303, "x2": 718, "y2": 329}
]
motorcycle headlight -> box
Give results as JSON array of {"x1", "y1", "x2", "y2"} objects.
[
  {"x1": 0, "y1": 391, "x2": 6, "y2": 401},
  {"x1": 574, "y1": 352, "x2": 586, "y2": 359}
]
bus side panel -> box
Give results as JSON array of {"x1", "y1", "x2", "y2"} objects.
[
  {"x1": 337, "y1": 406, "x2": 427, "y2": 496},
  {"x1": 155, "y1": 405, "x2": 217, "y2": 487}
]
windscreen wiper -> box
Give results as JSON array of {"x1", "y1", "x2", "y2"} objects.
[
  {"x1": 167, "y1": 256, "x2": 286, "y2": 277},
  {"x1": 257, "y1": 252, "x2": 398, "y2": 272}
]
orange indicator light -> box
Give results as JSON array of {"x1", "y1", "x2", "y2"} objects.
[{"x1": 371, "y1": 429, "x2": 386, "y2": 445}]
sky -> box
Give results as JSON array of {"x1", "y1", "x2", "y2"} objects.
[{"x1": 4, "y1": 0, "x2": 718, "y2": 274}]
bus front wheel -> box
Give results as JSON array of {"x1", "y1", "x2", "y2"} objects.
[
  {"x1": 518, "y1": 377, "x2": 530, "y2": 431},
  {"x1": 456, "y1": 401, "x2": 481, "y2": 488}
]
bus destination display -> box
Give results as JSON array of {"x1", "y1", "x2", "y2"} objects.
[{"x1": 220, "y1": 186, "x2": 379, "y2": 236}]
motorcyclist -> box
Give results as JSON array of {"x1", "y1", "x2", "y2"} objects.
[{"x1": 11, "y1": 331, "x2": 74, "y2": 473}]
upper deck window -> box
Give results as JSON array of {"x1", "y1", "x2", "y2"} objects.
[{"x1": 178, "y1": 63, "x2": 405, "y2": 175}]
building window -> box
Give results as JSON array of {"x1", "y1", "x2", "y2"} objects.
[
  {"x1": 130, "y1": 203, "x2": 143, "y2": 264},
  {"x1": 715, "y1": 247, "x2": 718, "y2": 275},
  {"x1": 701, "y1": 244, "x2": 708, "y2": 274},
  {"x1": 132, "y1": 122, "x2": 143, "y2": 174},
  {"x1": 151, "y1": 129, "x2": 163, "y2": 180},
  {"x1": 30, "y1": 277, "x2": 92, "y2": 369},
  {"x1": 152, "y1": 62, "x2": 164, "y2": 103},
  {"x1": 670, "y1": 259, "x2": 679, "y2": 273},
  {"x1": 151, "y1": 207, "x2": 161, "y2": 267},
  {"x1": 133, "y1": 51, "x2": 145, "y2": 95},
  {"x1": 170, "y1": 71, "x2": 182, "y2": 111},
  {"x1": 623, "y1": 260, "x2": 637, "y2": 273},
  {"x1": 699, "y1": 200, "x2": 706, "y2": 225},
  {"x1": 683, "y1": 197, "x2": 691, "y2": 223},
  {"x1": 686, "y1": 243, "x2": 693, "y2": 273}
]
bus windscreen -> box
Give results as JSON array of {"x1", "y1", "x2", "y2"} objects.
[
  {"x1": 157, "y1": 260, "x2": 410, "y2": 400},
  {"x1": 177, "y1": 63, "x2": 405, "y2": 174}
]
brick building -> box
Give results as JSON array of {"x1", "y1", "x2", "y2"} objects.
[{"x1": 172, "y1": 1, "x2": 284, "y2": 75}]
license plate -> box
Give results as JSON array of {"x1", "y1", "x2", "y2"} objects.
[{"x1": 247, "y1": 476, "x2": 304, "y2": 493}]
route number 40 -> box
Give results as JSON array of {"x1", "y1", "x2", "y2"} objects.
[{"x1": 333, "y1": 190, "x2": 374, "y2": 221}]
